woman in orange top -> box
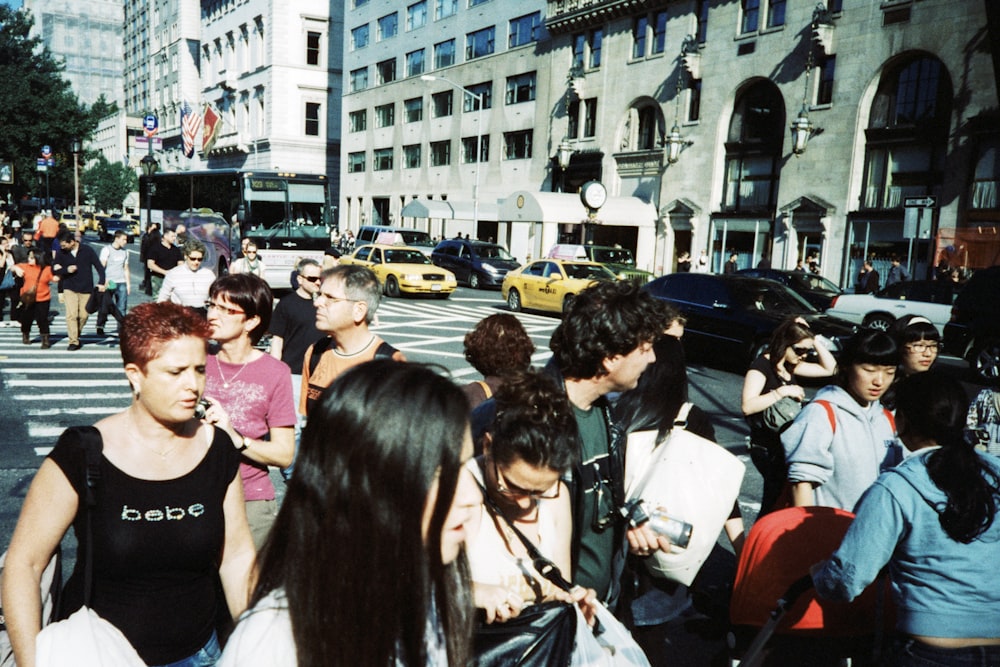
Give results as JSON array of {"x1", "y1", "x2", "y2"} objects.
[{"x1": 11, "y1": 248, "x2": 58, "y2": 348}]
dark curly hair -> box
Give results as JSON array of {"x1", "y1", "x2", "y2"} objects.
[
  {"x1": 549, "y1": 281, "x2": 670, "y2": 380},
  {"x1": 489, "y1": 370, "x2": 579, "y2": 472},
  {"x1": 464, "y1": 313, "x2": 535, "y2": 377}
]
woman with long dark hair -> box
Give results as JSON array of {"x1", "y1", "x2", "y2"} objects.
[
  {"x1": 219, "y1": 361, "x2": 480, "y2": 666},
  {"x1": 812, "y1": 370, "x2": 1000, "y2": 665}
]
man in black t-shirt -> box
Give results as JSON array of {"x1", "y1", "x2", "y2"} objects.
[{"x1": 146, "y1": 229, "x2": 182, "y2": 299}]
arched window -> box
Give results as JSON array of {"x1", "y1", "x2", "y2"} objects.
[
  {"x1": 618, "y1": 102, "x2": 663, "y2": 151},
  {"x1": 723, "y1": 81, "x2": 784, "y2": 213}
]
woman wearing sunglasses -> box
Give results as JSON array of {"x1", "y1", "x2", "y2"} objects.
[{"x1": 741, "y1": 317, "x2": 837, "y2": 514}]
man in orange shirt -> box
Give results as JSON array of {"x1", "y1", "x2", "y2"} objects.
[{"x1": 33, "y1": 210, "x2": 60, "y2": 255}]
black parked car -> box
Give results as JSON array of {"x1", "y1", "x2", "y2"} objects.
[
  {"x1": 644, "y1": 273, "x2": 857, "y2": 366},
  {"x1": 736, "y1": 268, "x2": 843, "y2": 311},
  {"x1": 943, "y1": 266, "x2": 1000, "y2": 383},
  {"x1": 430, "y1": 239, "x2": 520, "y2": 289},
  {"x1": 98, "y1": 216, "x2": 136, "y2": 243}
]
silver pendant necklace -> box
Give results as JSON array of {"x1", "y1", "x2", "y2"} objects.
[{"x1": 216, "y1": 354, "x2": 250, "y2": 388}]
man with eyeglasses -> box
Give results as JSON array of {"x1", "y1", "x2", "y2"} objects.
[
  {"x1": 146, "y1": 228, "x2": 182, "y2": 299},
  {"x1": 52, "y1": 229, "x2": 106, "y2": 350},
  {"x1": 156, "y1": 238, "x2": 216, "y2": 316},
  {"x1": 300, "y1": 264, "x2": 405, "y2": 416}
]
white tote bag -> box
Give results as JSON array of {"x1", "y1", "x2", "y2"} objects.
[
  {"x1": 624, "y1": 404, "x2": 745, "y2": 586},
  {"x1": 36, "y1": 608, "x2": 144, "y2": 667}
]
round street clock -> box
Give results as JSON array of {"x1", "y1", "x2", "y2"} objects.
[{"x1": 580, "y1": 180, "x2": 608, "y2": 210}]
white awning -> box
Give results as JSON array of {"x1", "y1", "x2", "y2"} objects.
[
  {"x1": 498, "y1": 191, "x2": 657, "y2": 227},
  {"x1": 400, "y1": 199, "x2": 499, "y2": 221}
]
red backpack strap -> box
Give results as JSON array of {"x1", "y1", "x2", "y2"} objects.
[
  {"x1": 814, "y1": 400, "x2": 837, "y2": 434},
  {"x1": 883, "y1": 408, "x2": 896, "y2": 434}
]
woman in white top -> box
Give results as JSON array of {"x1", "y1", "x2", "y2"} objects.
[{"x1": 229, "y1": 241, "x2": 267, "y2": 279}]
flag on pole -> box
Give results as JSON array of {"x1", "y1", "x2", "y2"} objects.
[
  {"x1": 180, "y1": 100, "x2": 202, "y2": 158},
  {"x1": 202, "y1": 104, "x2": 221, "y2": 153}
]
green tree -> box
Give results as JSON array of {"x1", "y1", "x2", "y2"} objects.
[
  {"x1": 89, "y1": 94, "x2": 119, "y2": 124},
  {"x1": 83, "y1": 154, "x2": 136, "y2": 212},
  {"x1": 0, "y1": 7, "x2": 96, "y2": 207}
]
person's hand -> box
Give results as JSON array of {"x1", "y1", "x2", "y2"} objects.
[
  {"x1": 777, "y1": 384, "x2": 805, "y2": 401},
  {"x1": 67, "y1": 265, "x2": 77, "y2": 274},
  {"x1": 97, "y1": 283, "x2": 106, "y2": 292},
  {"x1": 553, "y1": 586, "x2": 599, "y2": 627},
  {"x1": 475, "y1": 584, "x2": 524, "y2": 624},
  {"x1": 198, "y1": 397, "x2": 238, "y2": 442},
  {"x1": 626, "y1": 523, "x2": 671, "y2": 557},
  {"x1": 793, "y1": 316, "x2": 809, "y2": 328}
]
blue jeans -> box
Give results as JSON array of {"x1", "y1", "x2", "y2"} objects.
[
  {"x1": 892, "y1": 638, "x2": 1000, "y2": 667},
  {"x1": 152, "y1": 631, "x2": 220, "y2": 667},
  {"x1": 96, "y1": 282, "x2": 127, "y2": 328}
]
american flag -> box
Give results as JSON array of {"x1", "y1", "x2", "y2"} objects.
[{"x1": 180, "y1": 100, "x2": 202, "y2": 158}]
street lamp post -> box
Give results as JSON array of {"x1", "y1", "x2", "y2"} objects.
[
  {"x1": 140, "y1": 149, "x2": 159, "y2": 234},
  {"x1": 421, "y1": 74, "x2": 485, "y2": 235},
  {"x1": 70, "y1": 137, "x2": 81, "y2": 222}
]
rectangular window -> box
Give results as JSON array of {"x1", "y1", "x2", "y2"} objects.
[
  {"x1": 462, "y1": 136, "x2": 489, "y2": 163},
  {"x1": 306, "y1": 31, "x2": 321, "y2": 65},
  {"x1": 504, "y1": 130, "x2": 532, "y2": 159},
  {"x1": 505, "y1": 72, "x2": 536, "y2": 104},
  {"x1": 377, "y1": 13, "x2": 398, "y2": 40},
  {"x1": 466, "y1": 26, "x2": 495, "y2": 60},
  {"x1": 404, "y1": 97, "x2": 423, "y2": 122},
  {"x1": 632, "y1": 16, "x2": 648, "y2": 59},
  {"x1": 828, "y1": 0, "x2": 843, "y2": 12},
  {"x1": 354, "y1": 0, "x2": 369, "y2": 6},
  {"x1": 651, "y1": 11, "x2": 667, "y2": 54},
  {"x1": 589, "y1": 28, "x2": 602, "y2": 68},
  {"x1": 583, "y1": 98, "x2": 597, "y2": 137},
  {"x1": 432, "y1": 90, "x2": 453, "y2": 117},
  {"x1": 817, "y1": 54, "x2": 836, "y2": 105},
  {"x1": 374, "y1": 148, "x2": 393, "y2": 171},
  {"x1": 434, "y1": 39, "x2": 455, "y2": 68},
  {"x1": 972, "y1": 138, "x2": 1000, "y2": 209},
  {"x1": 697, "y1": 0, "x2": 709, "y2": 43},
  {"x1": 350, "y1": 67, "x2": 368, "y2": 92},
  {"x1": 741, "y1": 0, "x2": 760, "y2": 34},
  {"x1": 403, "y1": 144, "x2": 421, "y2": 168},
  {"x1": 572, "y1": 33, "x2": 585, "y2": 70},
  {"x1": 687, "y1": 79, "x2": 702, "y2": 122},
  {"x1": 766, "y1": 0, "x2": 785, "y2": 28},
  {"x1": 567, "y1": 99, "x2": 580, "y2": 139},
  {"x1": 351, "y1": 24, "x2": 369, "y2": 50},
  {"x1": 305, "y1": 102, "x2": 320, "y2": 136},
  {"x1": 376, "y1": 58, "x2": 396, "y2": 84},
  {"x1": 509, "y1": 12, "x2": 541, "y2": 48},
  {"x1": 430, "y1": 140, "x2": 451, "y2": 166},
  {"x1": 406, "y1": 49, "x2": 425, "y2": 77},
  {"x1": 407, "y1": 1, "x2": 427, "y2": 30},
  {"x1": 375, "y1": 103, "x2": 395, "y2": 128},
  {"x1": 435, "y1": 0, "x2": 457, "y2": 19},
  {"x1": 464, "y1": 82, "x2": 492, "y2": 111},
  {"x1": 348, "y1": 152, "x2": 365, "y2": 173},
  {"x1": 469, "y1": 0, "x2": 489, "y2": 5},
  {"x1": 348, "y1": 109, "x2": 367, "y2": 132}
]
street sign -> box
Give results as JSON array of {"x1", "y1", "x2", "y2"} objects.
[
  {"x1": 46, "y1": 158, "x2": 54, "y2": 167},
  {"x1": 133, "y1": 136, "x2": 163, "y2": 150},
  {"x1": 904, "y1": 196, "x2": 937, "y2": 208},
  {"x1": 41, "y1": 145, "x2": 51, "y2": 158},
  {"x1": 36, "y1": 158, "x2": 45, "y2": 166},
  {"x1": 143, "y1": 115, "x2": 159, "y2": 137}
]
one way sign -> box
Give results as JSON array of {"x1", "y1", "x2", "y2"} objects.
[{"x1": 904, "y1": 196, "x2": 937, "y2": 208}]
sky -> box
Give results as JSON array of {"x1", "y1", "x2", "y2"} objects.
[{"x1": 2, "y1": 1, "x2": 23, "y2": 8}]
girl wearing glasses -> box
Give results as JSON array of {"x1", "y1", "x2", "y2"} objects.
[
  {"x1": 741, "y1": 318, "x2": 837, "y2": 514},
  {"x1": 881, "y1": 315, "x2": 942, "y2": 410}
]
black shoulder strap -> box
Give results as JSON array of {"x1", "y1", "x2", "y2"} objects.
[
  {"x1": 72, "y1": 426, "x2": 103, "y2": 607},
  {"x1": 373, "y1": 340, "x2": 398, "y2": 360},
  {"x1": 307, "y1": 336, "x2": 333, "y2": 376}
]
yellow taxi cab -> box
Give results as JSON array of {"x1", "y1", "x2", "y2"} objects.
[
  {"x1": 58, "y1": 211, "x2": 78, "y2": 231},
  {"x1": 339, "y1": 243, "x2": 457, "y2": 298},
  {"x1": 501, "y1": 259, "x2": 618, "y2": 314}
]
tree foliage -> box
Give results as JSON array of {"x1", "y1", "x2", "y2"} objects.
[
  {"x1": 83, "y1": 154, "x2": 136, "y2": 212},
  {"x1": 0, "y1": 7, "x2": 96, "y2": 207}
]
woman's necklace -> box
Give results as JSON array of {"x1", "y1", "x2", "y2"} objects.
[
  {"x1": 129, "y1": 408, "x2": 180, "y2": 460},
  {"x1": 216, "y1": 353, "x2": 251, "y2": 388}
]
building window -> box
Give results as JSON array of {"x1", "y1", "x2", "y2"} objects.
[
  {"x1": 971, "y1": 137, "x2": 1000, "y2": 209},
  {"x1": 722, "y1": 82, "x2": 784, "y2": 212},
  {"x1": 432, "y1": 90, "x2": 453, "y2": 117},
  {"x1": 305, "y1": 102, "x2": 320, "y2": 136},
  {"x1": 404, "y1": 97, "x2": 423, "y2": 122},
  {"x1": 403, "y1": 144, "x2": 421, "y2": 168},
  {"x1": 350, "y1": 67, "x2": 368, "y2": 92},
  {"x1": 509, "y1": 12, "x2": 541, "y2": 48},
  {"x1": 407, "y1": 1, "x2": 427, "y2": 30},
  {"x1": 816, "y1": 54, "x2": 835, "y2": 105},
  {"x1": 651, "y1": 11, "x2": 667, "y2": 54},
  {"x1": 374, "y1": 148, "x2": 393, "y2": 171},
  {"x1": 567, "y1": 99, "x2": 580, "y2": 139},
  {"x1": 466, "y1": 26, "x2": 495, "y2": 60},
  {"x1": 741, "y1": 0, "x2": 760, "y2": 34},
  {"x1": 349, "y1": 109, "x2": 367, "y2": 132},
  {"x1": 434, "y1": 39, "x2": 455, "y2": 68},
  {"x1": 469, "y1": 0, "x2": 489, "y2": 5},
  {"x1": 697, "y1": 0, "x2": 709, "y2": 43},
  {"x1": 687, "y1": 79, "x2": 702, "y2": 122},
  {"x1": 464, "y1": 82, "x2": 492, "y2": 111},
  {"x1": 583, "y1": 98, "x2": 597, "y2": 137},
  {"x1": 377, "y1": 13, "x2": 398, "y2": 40},
  {"x1": 632, "y1": 16, "x2": 648, "y2": 59},
  {"x1": 430, "y1": 141, "x2": 451, "y2": 166},
  {"x1": 348, "y1": 152, "x2": 365, "y2": 173},
  {"x1": 766, "y1": 0, "x2": 785, "y2": 27},
  {"x1": 504, "y1": 130, "x2": 532, "y2": 159},
  {"x1": 351, "y1": 24, "x2": 369, "y2": 50},
  {"x1": 572, "y1": 33, "x2": 585, "y2": 70},
  {"x1": 637, "y1": 107, "x2": 657, "y2": 149},
  {"x1": 505, "y1": 72, "x2": 536, "y2": 104},
  {"x1": 828, "y1": 0, "x2": 843, "y2": 12},
  {"x1": 462, "y1": 136, "x2": 489, "y2": 163},
  {"x1": 589, "y1": 28, "x2": 602, "y2": 68},
  {"x1": 435, "y1": 0, "x2": 457, "y2": 20},
  {"x1": 375, "y1": 103, "x2": 395, "y2": 127},
  {"x1": 306, "y1": 31, "x2": 321, "y2": 65},
  {"x1": 376, "y1": 58, "x2": 396, "y2": 84},
  {"x1": 354, "y1": 0, "x2": 369, "y2": 6},
  {"x1": 406, "y1": 49, "x2": 425, "y2": 77},
  {"x1": 893, "y1": 58, "x2": 943, "y2": 125}
]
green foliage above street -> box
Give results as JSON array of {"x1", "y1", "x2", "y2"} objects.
[{"x1": 83, "y1": 154, "x2": 136, "y2": 212}]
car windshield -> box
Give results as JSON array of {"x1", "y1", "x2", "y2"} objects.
[
  {"x1": 385, "y1": 249, "x2": 431, "y2": 264},
  {"x1": 398, "y1": 231, "x2": 434, "y2": 248},
  {"x1": 563, "y1": 263, "x2": 615, "y2": 281},
  {"x1": 476, "y1": 244, "x2": 513, "y2": 260},
  {"x1": 731, "y1": 281, "x2": 818, "y2": 314},
  {"x1": 589, "y1": 247, "x2": 635, "y2": 265},
  {"x1": 790, "y1": 273, "x2": 840, "y2": 294}
]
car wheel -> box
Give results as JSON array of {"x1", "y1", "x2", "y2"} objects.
[
  {"x1": 507, "y1": 289, "x2": 522, "y2": 312},
  {"x1": 972, "y1": 338, "x2": 1000, "y2": 384},
  {"x1": 386, "y1": 275, "x2": 401, "y2": 298},
  {"x1": 862, "y1": 313, "x2": 894, "y2": 331},
  {"x1": 468, "y1": 272, "x2": 480, "y2": 289}
]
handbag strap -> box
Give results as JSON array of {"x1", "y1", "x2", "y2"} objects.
[{"x1": 71, "y1": 426, "x2": 103, "y2": 607}]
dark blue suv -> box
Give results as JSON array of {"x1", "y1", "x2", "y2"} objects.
[{"x1": 430, "y1": 239, "x2": 520, "y2": 289}]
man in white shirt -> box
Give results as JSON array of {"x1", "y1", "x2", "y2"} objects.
[
  {"x1": 97, "y1": 230, "x2": 130, "y2": 336},
  {"x1": 156, "y1": 238, "x2": 216, "y2": 316}
]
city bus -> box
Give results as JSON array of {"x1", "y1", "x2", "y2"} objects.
[{"x1": 149, "y1": 170, "x2": 333, "y2": 289}]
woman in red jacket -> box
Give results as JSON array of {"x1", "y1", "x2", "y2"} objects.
[{"x1": 11, "y1": 248, "x2": 58, "y2": 348}]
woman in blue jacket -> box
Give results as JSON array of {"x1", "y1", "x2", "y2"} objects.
[{"x1": 812, "y1": 371, "x2": 1000, "y2": 666}]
